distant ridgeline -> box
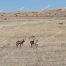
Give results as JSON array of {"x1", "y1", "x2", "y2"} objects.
[{"x1": 0, "y1": 9, "x2": 66, "y2": 17}]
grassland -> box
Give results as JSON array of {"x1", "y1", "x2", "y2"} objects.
[{"x1": 0, "y1": 10, "x2": 66, "y2": 66}]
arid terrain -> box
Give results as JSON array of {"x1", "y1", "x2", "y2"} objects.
[{"x1": 0, "y1": 9, "x2": 66, "y2": 66}]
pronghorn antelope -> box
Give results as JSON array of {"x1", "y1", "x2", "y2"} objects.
[
  {"x1": 16, "y1": 39, "x2": 25, "y2": 47},
  {"x1": 30, "y1": 39, "x2": 38, "y2": 48}
]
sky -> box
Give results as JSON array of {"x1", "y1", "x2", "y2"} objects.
[{"x1": 0, "y1": 0, "x2": 66, "y2": 12}]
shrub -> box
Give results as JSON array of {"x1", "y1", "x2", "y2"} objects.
[{"x1": 4, "y1": 18, "x2": 7, "y2": 20}]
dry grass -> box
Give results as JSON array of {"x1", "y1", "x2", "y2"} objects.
[{"x1": 0, "y1": 10, "x2": 66, "y2": 66}]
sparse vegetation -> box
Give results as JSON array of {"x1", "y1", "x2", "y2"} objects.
[
  {"x1": 1, "y1": 14, "x2": 4, "y2": 16},
  {"x1": 4, "y1": 18, "x2": 7, "y2": 20},
  {"x1": 15, "y1": 14, "x2": 18, "y2": 16},
  {"x1": 58, "y1": 22, "x2": 63, "y2": 24},
  {"x1": 0, "y1": 9, "x2": 66, "y2": 66},
  {"x1": 64, "y1": 15, "x2": 66, "y2": 17}
]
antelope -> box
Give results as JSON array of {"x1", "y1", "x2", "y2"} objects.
[
  {"x1": 30, "y1": 39, "x2": 34, "y2": 47},
  {"x1": 16, "y1": 39, "x2": 25, "y2": 47},
  {"x1": 30, "y1": 39, "x2": 38, "y2": 48},
  {"x1": 34, "y1": 40, "x2": 38, "y2": 48}
]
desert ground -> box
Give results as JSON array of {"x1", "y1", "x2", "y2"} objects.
[{"x1": 0, "y1": 11, "x2": 66, "y2": 66}]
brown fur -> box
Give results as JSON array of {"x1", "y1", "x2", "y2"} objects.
[
  {"x1": 16, "y1": 39, "x2": 25, "y2": 47},
  {"x1": 30, "y1": 39, "x2": 34, "y2": 47}
]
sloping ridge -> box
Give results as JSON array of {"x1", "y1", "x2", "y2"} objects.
[{"x1": 0, "y1": 8, "x2": 66, "y2": 17}]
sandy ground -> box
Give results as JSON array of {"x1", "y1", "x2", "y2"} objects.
[{"x1": 0, "y1": 16, "x2": 66, "y2": 66}]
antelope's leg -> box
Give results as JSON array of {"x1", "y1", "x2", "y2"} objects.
[
  {"x1": 16, "y1": 44, "x2": 18, "y2": 47},
  {"x1": 22, "y1": 44, "x2": 23, "y2": 46},
  {"x1": 20, "y1": 44, "x2": 21, "y2": 47},
  {"x1": 31, "y1": 44, "x2": 32, "y2": 48}
]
